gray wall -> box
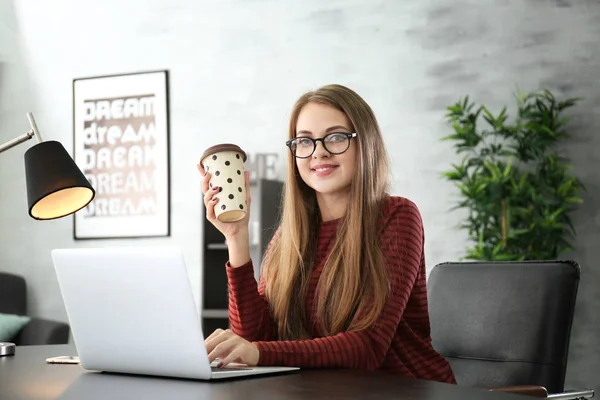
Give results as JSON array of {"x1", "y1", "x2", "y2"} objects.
[{"x1": 1, "y1": 0, "x2": 598, "y2": 391}]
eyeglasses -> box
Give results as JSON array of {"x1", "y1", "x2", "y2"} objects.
[{"x1": 286, "y1": 132, "x2": 357, "y2": 159}]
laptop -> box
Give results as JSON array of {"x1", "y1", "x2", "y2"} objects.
[{"x1": 50, "y1": 246, "x2": 299, "y2": 380}]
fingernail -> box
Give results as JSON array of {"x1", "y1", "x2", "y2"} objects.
[
  {"x1": 217, "y1": 362, "x2": 223, "y2": 368},
  {"x1": 213, "y1": 186, "x2": 219, "y2": 191}
]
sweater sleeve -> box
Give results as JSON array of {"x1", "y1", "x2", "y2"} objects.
[
  {"x1": 226, "y1": 260, "x2": 277, "y2": 342},
  {"x1": 226, "y1": 227, "x2": 282, "y2": 342},
  {"x1": 254, "y1": 199, "x2": 424, "y2": 369}
]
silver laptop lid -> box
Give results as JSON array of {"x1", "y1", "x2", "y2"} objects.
[{"x1": 51, "y1": 246, "x2": 213, "y2": 379}]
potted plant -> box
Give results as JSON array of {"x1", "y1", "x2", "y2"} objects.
[{"x1": 441, "y1": 89, "x2": 585, "y2": 261}]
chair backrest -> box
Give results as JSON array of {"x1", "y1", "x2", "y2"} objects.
[
  {"x1": 427, "y1": 260, "x2": 579, "y2": 394},
  {"x1": 0, "y1": 272, "x2": 27, "y2": 315}
]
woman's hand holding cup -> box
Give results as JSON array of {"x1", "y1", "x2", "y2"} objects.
[
  {"x1": 198, "y1": 164, "x2": 251, "y2": 240},
  {"x1": 198, "y1": 144, "x2": 253, "y2": 268}
]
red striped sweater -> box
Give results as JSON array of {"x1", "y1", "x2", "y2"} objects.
[{"x1": 225, "y1": 196, "x2": 456, "y2": 383}]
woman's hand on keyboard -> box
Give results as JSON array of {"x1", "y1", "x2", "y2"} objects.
[{"x1": 205, "y1": 328, "x2": 259, "y2": 368}]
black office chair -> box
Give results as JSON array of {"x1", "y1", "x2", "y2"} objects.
[
  {"x1": 0, "y1": 272, "x2": 70, "y2": 345},
  {"x1": 427, "y1": 260, "x2": 593, "y2": 399}
]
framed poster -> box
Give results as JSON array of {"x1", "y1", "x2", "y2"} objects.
[{"x1": 72, "y1": 70, "x2": 170, "y2": 239}]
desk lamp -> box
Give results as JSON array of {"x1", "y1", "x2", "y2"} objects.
[
  {"x1": 0, "y1": 113, "x2": 95, "y2": 356},
  {"x1": 0, "y1": 112, "x2": 95, "y2": 219}
]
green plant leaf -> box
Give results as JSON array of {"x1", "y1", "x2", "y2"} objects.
[
  {"x1": 565, "y1": 197, "x2": 583, "y2": 204},
  {"x1": 442, "y1": 88, "x2": 584, "y2": 262}
]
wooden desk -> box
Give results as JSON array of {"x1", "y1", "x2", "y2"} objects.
[{"x1": 0, "y1": 345, "x2": 525, "y2": 400}]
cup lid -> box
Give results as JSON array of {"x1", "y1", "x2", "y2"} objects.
[{"x1": 200, "y1": 143, "x2": 247, "y2": 163}]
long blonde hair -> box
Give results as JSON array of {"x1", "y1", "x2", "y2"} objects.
[{"x1": 262, "y1": 84, "x2": 391, "y2": 340}]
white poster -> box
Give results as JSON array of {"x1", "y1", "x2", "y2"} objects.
[{"x1": 73, "y1": 70, "x2": 170, "y2": 239}]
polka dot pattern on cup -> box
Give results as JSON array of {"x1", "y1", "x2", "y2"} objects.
[{"x1": 202, "y1": 149, "x2": 247, "y2": 223}]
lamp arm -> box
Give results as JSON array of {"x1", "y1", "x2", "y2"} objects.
[
  {"x1": 0, "y1": 131, "x2": 35, "y2": 154},
  {"x1": 0, "y1": 112, "x2": 44, "y2": 154}
]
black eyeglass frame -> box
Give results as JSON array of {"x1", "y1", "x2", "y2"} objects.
[{"x1": 285, "y1": 132, "x2": 357, "y2": 159}]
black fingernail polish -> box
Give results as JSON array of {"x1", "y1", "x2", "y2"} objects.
[{"x1": 217, "y1": 362, "x2": 223, "y2": 368}]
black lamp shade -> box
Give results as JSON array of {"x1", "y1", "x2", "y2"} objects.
[{"x1": 24, "y1": 140, "x2": 95, "y2": 220}]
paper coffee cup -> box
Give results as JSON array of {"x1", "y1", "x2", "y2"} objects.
[{"x1": 200, "y1": 144, "x2": 248, "y2": 222}]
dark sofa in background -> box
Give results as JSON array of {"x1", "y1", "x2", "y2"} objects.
[{"x1": 0, "y1": 272, "x2": 70, "y2": 345}]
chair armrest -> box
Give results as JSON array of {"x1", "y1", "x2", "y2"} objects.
[
  {"x1": 489, "y1": 385, "x2": 548, "y2": 398},
  {"x1": 13, "y1": 318, "x2": 70, "y2": 345}
]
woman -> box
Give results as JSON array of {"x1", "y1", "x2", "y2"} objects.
[{"x1": 198, "y1": 84, "x2": 456, "y2": 383}]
